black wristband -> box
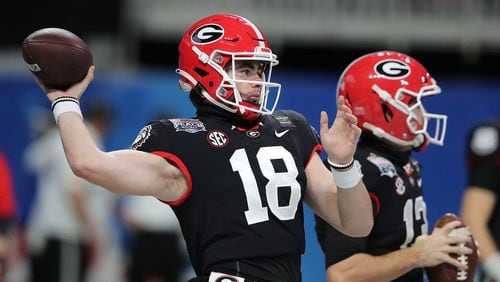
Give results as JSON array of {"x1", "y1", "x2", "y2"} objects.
[{"x1": 327, "y1": 157, "x2": 354, "y2": 170}]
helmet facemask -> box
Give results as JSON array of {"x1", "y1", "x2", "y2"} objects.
[
  {"x1": 370, "y1": 83, "x2": 447, "y2": 147},
  {"x1": 216, "y1": 47, "x2": 281, "y2": 119}
]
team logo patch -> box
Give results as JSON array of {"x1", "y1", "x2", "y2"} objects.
[
  {"x1": 275, "y1": 116, "x2": 295, "y2": 127},
  {"x1": 374, "y1": 59, "x2": 410, "y2": 79},
  {"x1": 192, "y1": 24, "x2": 224, "y2": 44},
  {"x1": 131, "y1": 125, "x2": 152, "y2": 150},
  {"x1": 246, "y1": 130, "x2": 260, "y2": 138},
  {"x1": 169, "y1": 118, "x2": 206, "y2": 133},
  {"x1": 367, "y1": 153, "x2": 398, "y2": 178},
  {"x1": 207, "y1": 130, "x2": 229, "y2": 148}
]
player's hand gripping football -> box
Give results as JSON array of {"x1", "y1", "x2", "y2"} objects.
[
  {"x1": 413, "y1": 220, "x2": 473, "y2": 270},
  {"x1": 320, "y1": 96, "x2": 361, "y2": 165},
  {"x1": 36, "y1": 66, "x2": 95, "y2": 103}
]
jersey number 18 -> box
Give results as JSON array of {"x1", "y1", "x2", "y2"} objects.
[{"x1": 230, "y1": 146, "x2": 301, "y2": 225}]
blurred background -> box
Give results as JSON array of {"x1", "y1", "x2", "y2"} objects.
[{"x1": 1, "y1": 1, "x2": 499, "y2": 281}]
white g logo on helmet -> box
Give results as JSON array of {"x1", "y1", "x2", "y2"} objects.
[
  {"x1": 375, "y1": 60, "x2": 410, "y2": 79},
  {"x1": 191, "y1": 24, "x2": 224, "y2": 44}
]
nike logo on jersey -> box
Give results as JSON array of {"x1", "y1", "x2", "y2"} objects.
[{"x1": 275, "y1": 129, "x2": 290, "y2": 138}]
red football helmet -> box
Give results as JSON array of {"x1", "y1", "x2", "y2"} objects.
[
  {"x1": 177, "y1": 14, "x2": 281, "y2": 121},
  {"x1": 337, "y1": 51, "x2": 447, "y2": 149}
]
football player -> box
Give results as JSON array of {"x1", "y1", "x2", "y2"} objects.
[
  {"x1": 461, "y1": 118, "x2": 500, "y2": 282},
  {"x1": 315, "y1": 51, "x2": 473, "y2": 282},
  {"x1": 32, "y1": 14, "x2": 373, "y2": 281}
]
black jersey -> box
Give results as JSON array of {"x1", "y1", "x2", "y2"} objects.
[
  {"x1": 315, "y1": 135, "x2": 427, "y2": 282},
  {"x1": 466, "y1": 119, "x2": 500, "y2": 246},
  {"x1": 132, "y1": 108, "x2": 320, "y2": 280}
]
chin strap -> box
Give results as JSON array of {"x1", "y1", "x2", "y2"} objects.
[
  {"x1": 237, "y1": 101, "x2": 262, "y2": 121},
  {"x1": 413, "y1": 134, "x2": 428, "y2": 151}
]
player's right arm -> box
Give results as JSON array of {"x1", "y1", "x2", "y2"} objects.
[{"x1": 38, "y1": 67, "x2": 188, "y2": 202}]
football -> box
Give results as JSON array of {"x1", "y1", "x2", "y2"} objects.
[
  {"x1": 22, "y1": 28, "x2": 93, "y2": 90},
  {"x1": 425, "y1": 213, "x2": 478, "y2": 282}
]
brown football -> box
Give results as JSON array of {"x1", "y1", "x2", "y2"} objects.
[
  {"x1": 22, "y1": 28, "x2": 93, "y2": 90},
  {"x1": 425, "y1": 213, "x2": 478, "y2": 282}
]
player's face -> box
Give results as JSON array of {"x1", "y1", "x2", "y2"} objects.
[{"x1": 226, "y1": 61, "x2": 265, "y2": 104}]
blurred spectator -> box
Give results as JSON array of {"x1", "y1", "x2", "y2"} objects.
[
  {"x1": 0, "y1": 152, "x2": 16, "y2": 281},
  {"x1": 82, "y1": 102, "x2": 125, "y2": 282},
  {"x1": 23, "y1": 101, "x2": 122, "y2": 282},
  {"x1": 120, "y1": 195, "x2": 193, "y2": 282},
  {"x1": 461, "y1": 118, "x2": 500, "y2": 282}
]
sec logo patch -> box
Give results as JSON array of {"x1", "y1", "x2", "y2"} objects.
[{"x1": 207, "y1": 130, "x2": 229, "y2": 148}]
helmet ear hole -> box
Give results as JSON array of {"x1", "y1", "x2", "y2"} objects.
[
  {"x1": 194, "y1": 67, "x2": 209, "y2": 77},
  {"x1": 381, "y1": 103, "x2": 393, "y2": 122}
]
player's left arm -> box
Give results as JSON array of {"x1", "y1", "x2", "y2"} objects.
[{"x1": 305, "y1": 96, "x2": 373, "y2": 237}]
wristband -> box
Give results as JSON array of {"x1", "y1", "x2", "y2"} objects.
[
  {"x1": 52, "y1": 99, "x2": 83, "y2": 123},
  {"x1": 51, "y1": 96, "x2": 79, "y2": 110},
  {"x1": 327, "y1": 157, "x2": 354, "y2": 170},
  {"x1": 483, "y1": 253, "x2": 500, "y2": 280},
  {"x1": 330, "y1": 160, "x2": 363, "y2": 189}
]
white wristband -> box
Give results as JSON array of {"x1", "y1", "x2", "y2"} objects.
[
  {"x1": 483, "y1": 253, "x2": 500, "y2": 280},
  {"x1": 52, "y1": 100, "x2": 83, "y2": 123},
  {"x1": 331, "y1": 160, "x2": 363, "y2": 189}
]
